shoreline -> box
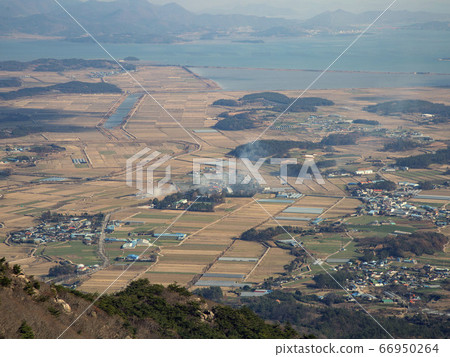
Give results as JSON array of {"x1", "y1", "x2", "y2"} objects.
[
  {"x1": 187, "y1": 66, "x2": 450, "y2": 92},
  {"x1": 186, "y1": 65, "x2": 450, "y2": 77}
]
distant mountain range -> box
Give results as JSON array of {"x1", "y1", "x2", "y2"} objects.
[
  {"x1": 201, "y1": 3, "x2": 302, "y2": 19},
  {"x1": 303, "y1": 9, "x2": 450, "y2": 29},
  {"x1": 0, "y1": 0, "x2": 299, "y2": 42},
  {"x1": 0, "y1": 0, "x2": 449, "y2": 43}
]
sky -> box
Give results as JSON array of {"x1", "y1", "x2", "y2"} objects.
[{"x1": 143, "y1": 0, "x2": 450, "y2": 19}]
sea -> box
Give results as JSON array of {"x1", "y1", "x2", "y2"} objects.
[{"x1": 1, "y1": 29, "x2": 450, "y2": 90}]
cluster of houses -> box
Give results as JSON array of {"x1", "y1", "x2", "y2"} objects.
[
  {"x1": 302, "y1": 116, "x2": 430, "y2": 138},
  {"x1": 356, "y1": 167, "x2": 411, "y2": 176},
  {"x1": 335, "y1": 260, "x2": 448, "y2": 305},
  {"x1": 327, "y1": 166, "x2": 412, "y2": 178},
  {"x1": 8, "y1": 217, "x2": 100, "y2": 245},
  {"x1": 351, "y1": 185, "x2": 449, "y2": 226},
  {"x1": 3, "y1": 146, "x2": 28, "y2": 152},
  {"x1": 304, "y1": 114, "x2": 352, "y2": 133},
  {"x1": 386, "y1": 128, "x2": 434, "y2": 142},
  {"x1": 88, "y1": 70, "x2": 126, "y2": 78}
]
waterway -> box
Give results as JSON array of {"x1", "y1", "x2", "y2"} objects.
[{"x1": 104, "y1": 93, "x2": 141, "y2": 129}]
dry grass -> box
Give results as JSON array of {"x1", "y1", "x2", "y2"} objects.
[{"x1": 246, "y1": 248, "x2": 292, "y2": 281}]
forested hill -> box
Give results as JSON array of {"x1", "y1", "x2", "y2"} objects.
[
  {"x1": 0, "y1": 81, "x2": 122, "y2": 100},
  {"x1": 0, "y1": 258, "x2": 297, "y2": 339},
  {"x1": 0, "y1": 58, "x2": 136, "y2": 72},
  {"x1": 364, "y1": 99, "x2": 450, "y2": 123}
]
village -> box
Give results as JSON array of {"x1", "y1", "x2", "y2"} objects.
[
  {"x1": 7, "y1": 215, "x2": 102, "y2": 246},
  {"x1": 243, "y1": 249, "x2": 449, "y2": 311},
  {"x1": 349, "y1": 181, "x2": 449, "y2": 226},
  {"x1": 333, "y1": 259, "x2": 449, "y2": 311},
  {"x1": 278, "y1": 112, "x2": 436, "y2": 141}
]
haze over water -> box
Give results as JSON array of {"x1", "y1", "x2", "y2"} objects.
[{"x1": 1, "y1": 29, "x2": 449, "y2": 90}]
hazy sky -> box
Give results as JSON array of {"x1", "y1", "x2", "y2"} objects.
[{"x1": 144, "y1": 0, "x2": 450, "y2": 18}]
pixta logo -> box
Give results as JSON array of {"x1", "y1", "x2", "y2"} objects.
[
  {"x1": 126, "y1": 148, "x2": 325, "y2": 196},
  {"x1": 126, "y1": 148, "x2": 172, "y2": 195}
]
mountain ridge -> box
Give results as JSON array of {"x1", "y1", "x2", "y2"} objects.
[
  {"x1": 2, "y1": 1, "x2": 449, "y2": 43},
  {"x1": 0, "y1": 258, "x2": 298, "y2": 339},
  {"x1": 0, "y1": 0, "x2": 296, "y2": 42},
  {"x1": 303, "y1": 9, "x2": 450, "y2": 28}
]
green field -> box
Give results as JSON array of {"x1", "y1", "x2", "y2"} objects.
[
  {"x1": 392, "y1": 170, "x2": 445, "y2": 182},
  {"x1": 153, "y1": 240, "x2": 181, "y2": 246},
  {"x1": 180, "y1": 243, "x2": 228, "y2": 250},
  {"x1": 415, "y1": 252, "x2": 450, "y2": 267},
  {"x1": 302, "y1": 234, "x2": 352, "y2": 256},
  {"x1": 346, "y1": 215, "x2": 395, "y2": 225},
  {"x1": 105, "y1": 240, "x2": 160, "y2": 261},
  {"x1": 132, "y1": 224, "x2": 168, "y2": 232},
  {"x1": 18, "y1": 200, "x2": 43, "y2": 207},
  {"x1": 170, "y1": 225, "x2": 204, "y2": 231},
  {"x1": 12, "y1": 207, "x2": 47, "y2": 215},
  {"x1": 273, "y1": 232, "x2": 352, "y2": 259},
  {"x1": 345, "y1": 216, "x2": 421, "y2": 234},
  {"x1": 347, "y1": 224, "x2": 416, "y2": 234},
  {"x1": 40, "y1": 241, "x2": 100, "y2": 265},
  {"x1": 158, "y1": 254, "x2": 217, "y2": 264},
  {"x1": 107, "y1": 231, "x2": 132, "y2": 239},
  {"x1": 134, "y1": 213, "x2": 178, "y2": 220},
  {"x1": 409, "y1": 201, "x2": 446, "y2": 208},
  {"x1": 326, "y1": 241, "x2": 360, "y2": 260},
  {"x1": 177, "y1": 214, "x2": 219, "y2": 223}
]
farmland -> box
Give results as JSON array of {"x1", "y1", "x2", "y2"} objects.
[
  {"x1": 0, "y1": 62, "x2": 449, "y2": 311},
  {"x1": 36, "y1": 241, "x2": 100, "y2": 266}
]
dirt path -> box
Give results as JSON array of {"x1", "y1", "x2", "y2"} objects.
[
  {"x1": 317, "y1": 196, "x2": 345, "y2": 219},
  {"x1": 97, "y1": 213, "x2": 111, "y2": 269},
  {"x1": 324, "y1": 230, "x2": 355, "y2": 262},
  {"x1": 244, "y1": 246, "x2": 271, "y2": 282}
]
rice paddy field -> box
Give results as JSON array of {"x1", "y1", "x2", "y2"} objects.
[
  {"x1": 78, "y1": 265, "x2": 146, "y2": 293},
  {"x1": 384, "y1": 169, "x2": 450, "y2": 184},
  {"x1": 246, "y1": 247, "x2": 293, "y2": 282},
  {"x1": 0, "y1": 65, "x2": 449, "y2": 298}
]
